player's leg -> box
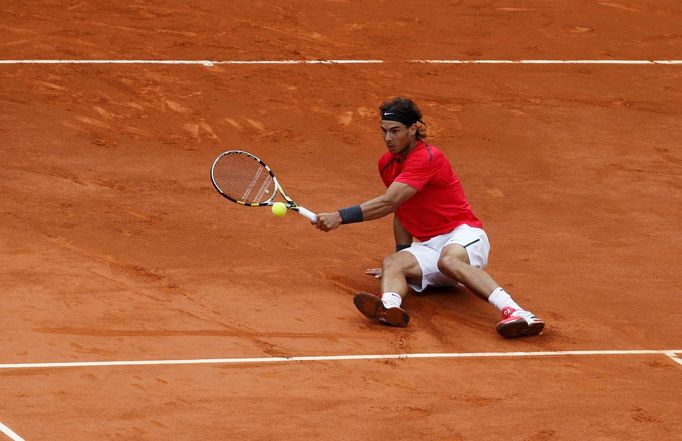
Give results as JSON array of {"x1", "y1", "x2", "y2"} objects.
[
  {"x1": 353, "y1": 251, "x2": 422, "y2": 327},
  {"x1": 381, "y1": 251, "x2": 422, "y2": 300},
  {"x1": 436, "y1": 244, "x2": 498, "y2": 300},
  {"x1": 437, "y1": 229, "x2": 545, "y2": 338}
]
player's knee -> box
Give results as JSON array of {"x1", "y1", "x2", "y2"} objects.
[
  {"x1": 382, "y1": 253, "x2": 409, "y2": 275},
  {"x1": 382, "y1": 253, "x2": 399, "y2": 271},
  {"x1": 437, "y1": 254, "x2": 467, "y2": 281}
]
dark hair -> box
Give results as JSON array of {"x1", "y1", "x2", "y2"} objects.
[{"x1": 379, "y1": 97, "x2": 426, "y2": 139}]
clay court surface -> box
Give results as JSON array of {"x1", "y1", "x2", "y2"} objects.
[{"x1": 1, "y1": 1, "x2": 681, "y2": 440}]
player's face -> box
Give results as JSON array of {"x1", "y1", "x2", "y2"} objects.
[{"x1": 380, "y1": 120, "x2": 416, "y2": 155}]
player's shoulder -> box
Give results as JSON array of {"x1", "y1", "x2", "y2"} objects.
[
  {"x1": 423, "y1": 141, "x2": 445, "y2": 156},
  {"x1": 408, "y1": 141, "x2": 445, "y2": 163}
]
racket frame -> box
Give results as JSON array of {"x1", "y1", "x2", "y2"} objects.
[{"x1": 211, "y1": 150, "x2": 318, "y2": 223}]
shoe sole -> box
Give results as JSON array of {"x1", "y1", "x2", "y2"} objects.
[
  {"x1": 496, "y1": 318, "x2": 545, "y2": 338},
  {"x1": 353, "y1": 293, "x2": 410, "y2": 327}
]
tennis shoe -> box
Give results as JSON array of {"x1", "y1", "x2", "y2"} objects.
[
  {"x1": 353, "y1": 292, "x2": 410, "y2": 327},
  {"x1": 496, "y1": 306, "x2": 544, "y2": 338}
]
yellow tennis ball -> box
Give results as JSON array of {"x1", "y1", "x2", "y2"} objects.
[{"x1": 271, "y1": 202, "x2": 287, "y2": 217}]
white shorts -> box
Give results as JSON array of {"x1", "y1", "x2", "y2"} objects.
[{"x1": 402, "y1": 224, "x2": 490, "y2": 293}]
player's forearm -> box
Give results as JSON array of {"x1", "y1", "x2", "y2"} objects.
[
  {"x1": 359, "y1": 195, "x2": 399, "y2": 221},
  {"x1": 335, "y1": 182, "x2": 416, "y2": 226},
  {"x1": 329, "y1": 196, "x2": 394, "y2": 227},
  {"x1": 393, "y1": 216, "x2": 412, "y2": 246}
]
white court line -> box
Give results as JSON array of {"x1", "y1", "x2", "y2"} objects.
[
  {"x1": 0, "y1": 422, "x2": 25, "y2": 441},
  {"x1": 0, "y1": 59, "x2": 681, "y2": 66},
  {"x1": 666, "y1": 351, "x2": 682, "y2": 367},
  {"x1": 413, "y1": 59, "x2": 682, "y2": 65},
  {"x1": 0, "y1": 349, "x2": 680, "y2": 370},
  {"x1": 0, "y1": 59, "x2": 383, "y2": 66}
]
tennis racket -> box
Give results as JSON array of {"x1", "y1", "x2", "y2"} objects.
[{"x1": 210, "y1": 150, "x2": 318, "y2": 223}]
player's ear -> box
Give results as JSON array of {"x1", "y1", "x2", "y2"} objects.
[{"x1": 408, "y1": 124, "x2": 417, "y2": 136}]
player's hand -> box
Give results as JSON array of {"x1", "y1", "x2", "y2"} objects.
[
  {"x1": 315, "y1": 212, "x2": 343, "y2": 232},
  {"x1": 365, "y1": 268, "x2": 382, "y2": 279}
]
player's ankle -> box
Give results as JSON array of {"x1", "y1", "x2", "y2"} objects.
[
  {"x1": 381, "y1": 292, "x2": 402, "y2": 309},
  {"x1": 488, "y1": 287, "x2": 522, "y2": 312}
]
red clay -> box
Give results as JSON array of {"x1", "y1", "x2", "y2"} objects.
[{"x1": 1, "y1": 1, "x2": 681, "y2": 440}]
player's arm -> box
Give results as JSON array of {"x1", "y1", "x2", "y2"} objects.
[
  {"x1": 393, "y1": 215, "x2": 412, "y2": 250},
  {"x1": 365, "y1": 215, "x2": 413, "y2": 279},
  {"x1": 315, "y1": 181, "x2": 417, "y2": 232},
  {"x1": 358, "y1": 181, "x2": 417, "y2": 221}
]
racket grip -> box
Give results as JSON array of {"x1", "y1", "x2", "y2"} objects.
[{"x1": 297, "y1": 206, "x2": 318, "y2": 224}]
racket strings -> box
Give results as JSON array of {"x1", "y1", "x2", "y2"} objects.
[
  {"x1": 245, "y1": 166, "x2": 273, "y2": 203},
  {"x1": 213, "y1": 154, "x2": 275, "y2": 204}
]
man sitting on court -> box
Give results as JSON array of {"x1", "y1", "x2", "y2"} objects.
[{"x1": 314, "y1": 97, "x2": 544, "y2": 338}]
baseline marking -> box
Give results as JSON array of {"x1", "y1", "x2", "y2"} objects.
[
  {"x1": 0, "y1": 349, "x2": 680, "y2": 370},
  {"x1": 412, "y1": 59, "x2": 682, "y2": 65},
  {"x1": 0, "y1": 422, "x2": 25, "y2": 441},
  {"x1": 666, "y1": 351, "x2": 682, "y2": 367},
  {"x1": 0, "y1": 59, "x2": 681, "y2": 66},
  {"x1": 0, "y1": 59, "x2": 383, "y2": 66}
]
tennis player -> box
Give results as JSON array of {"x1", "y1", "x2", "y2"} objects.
[{"x1": 314, "y1": 97, "x2": 544, "y2": 338}]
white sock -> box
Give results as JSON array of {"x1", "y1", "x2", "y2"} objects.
[
  {"x1": 488, "y1": 287, "x2": 522, "y2": 312},
  {"x1": 381, "y1": 292, "x2": 403, "y2": 309}
]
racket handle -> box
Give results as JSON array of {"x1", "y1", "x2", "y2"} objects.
[{"x1": 296, "y1": 206, "x2": 318, "y2": 224}]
